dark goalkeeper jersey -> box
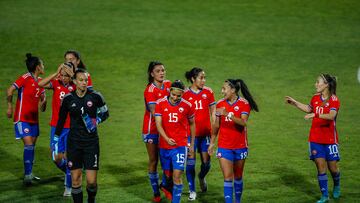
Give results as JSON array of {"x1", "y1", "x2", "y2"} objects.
[{"x1": 55, "y1": 89, "x2": 109, "y2": 142}]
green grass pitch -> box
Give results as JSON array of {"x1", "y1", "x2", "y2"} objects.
[{"x1": 0, "y1": 0, "x2": 359, "y2": 202}]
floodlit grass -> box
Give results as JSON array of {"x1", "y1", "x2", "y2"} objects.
[{"x1": 0, "y1": 0, "x2": 359, "y2": 202}]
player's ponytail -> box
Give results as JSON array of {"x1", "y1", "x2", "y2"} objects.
[
  {"x1": 147, "y1": 61, "x2": 164, "y2": 84},
  {"x1": 25, "y1": 53, "x2": 41, "y2": 73},
  {"x1": 321, "y1": 73, "x2": 337, "y2": 95},
  {"x1": 226, "y1": 79, "x2": 259, "y2": 112},
  {"x1": 171, "y1": 80, "x2": 185, "y2": 91},
  {"x1": 185, "y1": 67, "x2": 203, "y2": 83}
]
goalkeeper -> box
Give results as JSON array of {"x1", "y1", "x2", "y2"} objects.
[{"x1": 54, "y1": 69, "x2": 109, "y2": 203}]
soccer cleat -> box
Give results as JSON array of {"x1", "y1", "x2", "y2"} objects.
[
  {"x1": 188, "y1": 191, "x2": 197, "y2": 201},
  {"x1": 31, "y1": 174, "x2": 41, "y2": 181},
  {"x1": 333, "y1": 186, "x2": 340, "y2": 199},
  {"x1": 152, "y1": 195, "x2": 161, "y2": 202},
  {"x1": 23, "y1": 175, "x2": 33, "y2": 186},
  {"x1": 316, "y1": 195, "x2": 329, "y2": 203},
  {"x1": 63, "y1": 187, "x2": 72, "y2": 197},
  {"x1": 160, "y1": 184, "x2": 172, "y2": 201},
  {"x1": 199, "y1": 175, "x2": 207, "y2": 192}
]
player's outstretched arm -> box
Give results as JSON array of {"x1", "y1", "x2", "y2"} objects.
[{"x1": 285, "y1": 96, "x2": 312, "y2": 113}]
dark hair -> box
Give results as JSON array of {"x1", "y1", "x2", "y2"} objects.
[
  {"x1": 25, "y1": 53, "x2": 41, "y2": 73},
  {"x1": 74, "y1": 68, "x2": 87, "y2": 79},
  {"x1": 226, "y1": 79, "x2": 259, "y2": 112},
  {"x1": 147, "y1": 61, "x2": 164, "y2": 84},
  {"x1": 171, "y1": 80, "x2": 185, "y2": 91},
  {"x1": 64, "y1": 50, "x2": 86, "y2": 69},
  {"x1": 64, "y1": 62, "x2": 76, "y2": 73},
  {"x1": 321, "y1": 73, "x2": 337, "y2": 95},
  {"x1": 185, "y1": 67, "x2": 203, "y2": 83}
]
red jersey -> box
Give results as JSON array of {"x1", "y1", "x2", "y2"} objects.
[
  {"x1": 216, "y1": 97, "x2": 251, "y2": 149},
  {"x1": 309, "y1": 94, "x2": 340, "y2": 144},
  {"x1": 50, "y1": 79, "x2": 75, "y2": 128},
  {"x1": 87, "y1": 73, "x2": 93, "y2": 88},
  {"x1": 182, "y1": 87, "x2": 216, "y2": 137},
  {"x1": 155, "y1": 97, "x2": 195, "y2": 149},
  {"x1": 12, "y1": 72, "x2": 45, "y2": 124},
  {"x1": 142, "y1": 80, "x2": 171, "y2": 136}
]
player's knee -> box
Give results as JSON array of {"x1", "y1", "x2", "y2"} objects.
[{"x1": 87, "y1": 183, "x2": 97, "y2": 191}]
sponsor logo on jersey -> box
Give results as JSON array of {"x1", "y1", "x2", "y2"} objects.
[
  {"x1": 32, "y1": 83, "x2": 35, "y2": 86},
  {"x1": 202, "y1": 94, "x2": 207, "y2": 99},
  {"x1": 164, "y1": 108, "x2": 168, "y2": 112},
  {"x1": 24, "y1": 128, "x2": 30, "y2": 133},
  {"x1": 179, "y1": 107, "x2": 184, "y2": 112},
  {"x1": 234, "y1": 106, "x2": 239, "y2": 111},
  {"x1": 71, "y1": 103, "x2": 76, "y2": 107},
  {"x1": 57, "y1": 86, "x2": 61, "y2": 90},
  {"x1": 87, "y1": 101, "x2": 93, "y2": 107},
  {"x1": 189, "y1": 97, "x2": 193, "y2": 100}
]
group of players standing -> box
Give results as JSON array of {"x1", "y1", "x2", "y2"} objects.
[
  {"x1": 6, "y1": 51, "x2": 109, "y2": 203},
  {"x1": 142, "y1": 61, "x2": 341, "y2": 203}
]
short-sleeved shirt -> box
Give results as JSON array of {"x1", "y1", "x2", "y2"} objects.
[
  {"x1": 155, "y1": 97, "x2": 195, "y2": 149},
  {"x1": 182, "y1": 87, "x2": 216, "y2": 137},
  {"x1": 49, "y1": 79, "x2": 75, "y2": 128},
  {"x1": 216, "y1": 97, "x2": 251, "y2": 149},
  {"x1": 13, "y1": 72, "x2": 45, "y2": 123},
  {"x1": 142, "y1": 80, "x2": 171, "y2": 136},
  {"x1": 309, "y1": 94, "x2": 340, "y2": 144}
]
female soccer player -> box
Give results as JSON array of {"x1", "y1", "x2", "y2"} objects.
[
  {"x1": 155, "y1": 80, "x2": 196, "y2": 203},
  {"x1": 142, "y1": 61, "x2": 171, "y2": 202},
  {"x1": 54, "y1": 69, "x2": 109, "y2": 203},
  {"x1": 183, "y1": 67, "x2": 216, "y2": 201},
  {"x1": 285, "y1": 74, "x2": 340, "y2": 203},
  {"x1": 63, "y1": 50, "x2": 93, "y2": 88},
  {"x1": 208, "y1": 79, "x2": 258, "y2": 203},
  {"x1": 6, "y1": 53, "x2": 47, "y2": 185},
  {"x1": 38, "y1": 62, "x2": 75, "y2": 196}
]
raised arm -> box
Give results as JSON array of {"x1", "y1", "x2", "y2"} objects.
[
  {"x1": 38, "y1": 64, "x2": 63, "y2": 89},
  {"x1": 285, "y1": 96, "x2": 312, "y2": 113}
]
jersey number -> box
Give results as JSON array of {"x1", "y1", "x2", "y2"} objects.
[
  {"x1": 328, "y1": 145, "x2": 339, "y2": 157},
  {"x1": 225, "y1": 112, "x2": 234, "y2": 122},
  {"x1": 59, "y1": 91, "x2": 65, "y2": 100},
  {"x1": 176, "y1": 153, "x2": 185, "y2": 164},
  {"x1": 35, "y1": 88, "x2": 40, "y2": 97},
  {"x1": 315, "y1": 106, "x2": 324, "y2": 114},
  {"x1": 81, "y1": 107, "x2": 84, "y2": 114},
  {"x1": 168, "y1": 113, "x2": 178, "y2": 122},
  {"x1": 194, "y1": 100, "x2": 203, "y2": 110}
]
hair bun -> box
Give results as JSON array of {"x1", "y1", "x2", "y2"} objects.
[{"x1": 26, "y1": 53, "x2": 32, "y2": 59}]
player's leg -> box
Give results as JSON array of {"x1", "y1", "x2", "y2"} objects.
[
  {"x1": 67, "y1": 139, "x2": 83, "y2": 203},
  {"x1": 86, "y1": 170, "x2": 98, "y2": 203},
  {"x1": 310, "y1": 142, "x2": 329, "y2": 203},
  {"x1": 326, "y1": 144, "x2": 341, "y2": 199},
  {"x1": 233, "y1": 148, "x2": 247, "y2": 203},
  {"x1": 145, "y1": 135, "x2": 160, "y2": 201},
  {"x1": 159, "y1": 148, "x2": 173, "y2": 201},
  {"x1": 198, "y1": 136, "x2": 211, "y2": 192},
  {"x1": 171, "y1": 147, "x2": 186, "y2": 203},
  {"x1": 50, "y1": 127, "x2": 66, "y2": 172},
  {"x1": 186, "y1": 136, "x2": 196, "y2": 200},
  {"x1": 62, "y1": 129, "x2": 72, "y2": 197},
  {"x1": 71, "y1": 169, "x2": 83, "y2": 203},
  {"x1": 218, "y1": 148, "x2": 234, "y2": 203},
  {"x1": 84, "y1": 142, "x2": 100, "y2": 203}
]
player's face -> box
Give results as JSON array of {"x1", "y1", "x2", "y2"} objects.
[
  {"x1": 75, "y1": 72, "x2": 88, "y2": 91},
  {"x1": 37, "y1": 60, "x2": 45, "y2": 75},
  {"x1": 193, "y1": 71, "x2": 206, "y2": 89},
  {"x1": 151, "y1": 65, "x2": 166, "y2": 83},
  {"x1": 65, "y1": 53, "x2": 80, "y2": 68},
  {"x1": 315, "y1": 76, "x2": 328, "y2": 93},
  {"x1": 60, "y1": 68, "x2": 71, "y2": 84},
  {"x1": 169, "y1": 88, "x2": 183, "y2": 104},
  {"x1": 221, "y1": 82, "x2": 235, "y2": 100}
]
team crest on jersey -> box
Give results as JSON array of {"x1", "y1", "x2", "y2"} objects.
[
  {"x1": 234, "y1": 106, "x2": 239, "y2": 111},
  {"x1": 202, "y1": 94, "x2": 207, "y2": 99},
  {"x1": 68, "y1": 86, "x2": 73, "y2": 91},
  {"x1": 312, "y1": 150, "x2": 317, "y2": 155},
  {"x1": 24, "y1": 128, "x2": 30, "y2": 133},
  {"x1": 216, "y1": 152, "x2": 222, "y2": 158},
  {"x1": 68, "y1": 161, "x2": 73, "y2": 168},
  {"x1": 179, "y1": 107, "x2": 184, "y2": 112},
  {"x1": 87, "y1": 101, "x2": 93, "y2": 107}
]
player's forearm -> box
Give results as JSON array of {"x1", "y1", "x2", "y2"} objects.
[
  {"x1": 231, "y1": 116, "x2": 247, "y2": 126},
  {"x1": 189, "y1": 122, "x2": 196, "y2": 147},
  {"x1": 7, "y1": 86, "x2": 15, "y2": 106},
  {"x1": 38, "y1": 72, "x2": 57, "y2": 88},
  {"x1": 294, "y1": 101, "x2": 312, "y2": 113}
]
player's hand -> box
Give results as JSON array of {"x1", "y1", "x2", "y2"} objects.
[
  {"x1": 40, "y1": 100, "x2": 47, "y2": 112},
  {"x1": 304, "y1": 113, "x2": 315, "y2": 120},
  {"x1": 285, "y1": 96, "x2": 297, "y2": 105},
  {"x1": 208, "y1": 143, "x2": 215, "y2": 156},
  {"x1": 52, "y1": 136, "x2": 60, "y2": 155},
  {"x1": 82, "y1": 113, "x2": 97, "y2": 133},
  {"x1": 216, "y1": 107, "x2": 228, "y2": 116},
  {"x1": 62, "y1": 63, "x2": 74, "y2": 78},
  {"x1": 166, "y1": 138, "x2": 176, "y2": 146},
  {"x1": 188, "y1": 145, "x2": 195, "y2": 158},
  {"x1": 6, "y1": 106, "x2": 13, "y2": 118}
]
